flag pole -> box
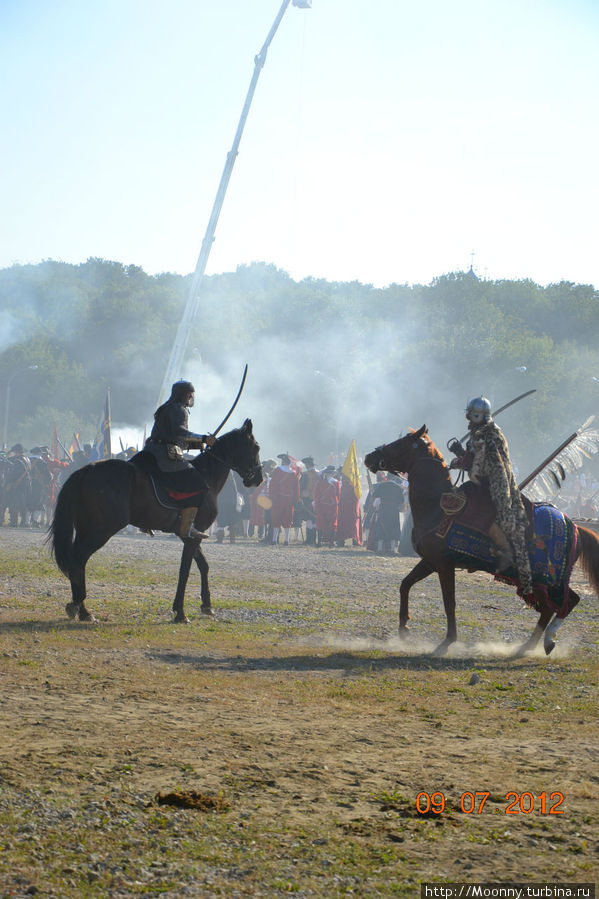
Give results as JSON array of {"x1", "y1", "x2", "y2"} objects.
[
  {"x1": 104, "y1": 387, "x2": 112, "y2": 459},
  {"x1": 157, "y1": 1, "x2": 310, "y2": 405}
]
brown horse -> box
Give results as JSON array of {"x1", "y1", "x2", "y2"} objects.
[
  {"x1": 49, "y1": 420, "x2": 262, "y2": 623},
  {"x1": 365, "y1": 425, "x2": 599, "y2": 656}
]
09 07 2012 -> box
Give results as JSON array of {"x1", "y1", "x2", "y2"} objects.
[{"x1": 415, "y1": 791, "x2": 564, "y2": 815}]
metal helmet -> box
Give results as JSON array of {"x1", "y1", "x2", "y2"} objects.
[
  {"x1": 170, "y1": 380, "x2": 195, "y2": 403},
  {"x1": 465, "y1": 396, "x2": 492, "y2": 425}
]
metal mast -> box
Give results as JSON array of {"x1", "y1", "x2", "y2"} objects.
[{"x1": 157, "y1": 0, "x2": 311, "y2": 404}]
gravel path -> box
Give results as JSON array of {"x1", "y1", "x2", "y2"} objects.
[{"x1": 2, "y1": 525, "x2": 598, "y2": 653}]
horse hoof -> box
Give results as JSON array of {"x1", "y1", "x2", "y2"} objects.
[
  {"x1": 65, "y1": 603, "x2": 78, "y2": 620},
  {"x1": 398, "y1": 626, "x2": 409, "y2": 640},
  {"x1": 432, "y1": 640, "x2": 453, "y2": 657},
  {"x1": 173, "y1": 613, "x2": 190, "y2": 624},
  {"x1": 544, "y1": 641, "x2": 555, "y2": 655},
  {"x1": 79, "y1": 610, "x2": 97, "y2": 623},
  {"x1": 201, "y1": 607, "x2": 214, "y2": 617}
]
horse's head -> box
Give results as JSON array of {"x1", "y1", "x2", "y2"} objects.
[
  {"x1": 227, "y1": 418, "x2": 263, "y2": 487},
  {"x1": 365, "y1": 425, "x2": 430, "y2": 475}
]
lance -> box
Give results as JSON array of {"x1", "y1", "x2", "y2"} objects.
[
  {"x1": 519, "y1": 416, "x2": 596, "y2": 493},
  {"x1": 518, "y1": 432, "x2": 578, "y2": 492},
  {"x1": 211, "y1": 364, "x2": 248, "y2": 438},
  {"x1": 57, "y1": 437, "x2": 73, "y2": 462}
]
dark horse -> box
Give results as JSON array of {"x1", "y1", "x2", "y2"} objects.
[
  {"x1": 49, "y1": 420, "x2": 262, "y2": 623},
  {"x1": 365, "y1": 426, "x2": 599, "y2": 656}
]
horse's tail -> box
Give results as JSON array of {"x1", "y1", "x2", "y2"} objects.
[
  {"x1": 47, "y1": 468, "x2": 88, "y2": 576},
  {"x1": 576, "y1": 525, "x2": 599, "y2": 597}
]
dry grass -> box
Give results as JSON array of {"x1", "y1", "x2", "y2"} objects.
[{"x1": 0, "y1": 529, "x2": 597, "y2": 897}]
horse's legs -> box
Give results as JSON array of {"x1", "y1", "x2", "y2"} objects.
[
  {"x1": 512, "y1": 601, "x2": 553, "y2": 657},
  {"x1": 193, "y1": 546, "x2": 213, "y2": 616},
  {"x1": 398, "y1": 559, "x2": 434, "y2": 638},
  {"x1": 433, "y1": 563, "x2": 457, "y2": 656},
  {"x1": 66, "y1": 531, "x2": 114, "y2": 622},
  {"x1": 543, "y1": 588, "x2": 580, "y2": 655},
  {"x1": 172, "y1": 538, "x2": 198, "y2": 623},
  {"x1": 512, "y1": 587, "x2": 580, "y2": 657}
]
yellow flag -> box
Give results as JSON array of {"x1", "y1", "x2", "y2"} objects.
[{"x1": 342, "y1": 439, "x2": 362, "y2": 500}]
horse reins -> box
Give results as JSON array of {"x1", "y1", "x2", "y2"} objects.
[{"x1": 200, "y1": 440, "x2": 260, "y2": 485}]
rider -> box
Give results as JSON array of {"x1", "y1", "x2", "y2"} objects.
[
  {"x1": 145, "y1": 380, "x2": 215, "y2": 540},
  {"x1": 450, "y1": 397, "x2": 533, "y2": 596}
]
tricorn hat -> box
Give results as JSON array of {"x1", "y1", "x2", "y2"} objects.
[
  {"x1": 277, "y1": 453, "x2": 290, "y2": 463},
  {"x1": 301, "y1": 456, "x2": 314, "y2": 467},
  {"x1": 10, "y1": 444, "x2": 24, "y2": 454}
]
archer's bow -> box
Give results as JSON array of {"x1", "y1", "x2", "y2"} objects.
[{"x1": 211, "y1": 364, "x2": 248, "y2": 437}]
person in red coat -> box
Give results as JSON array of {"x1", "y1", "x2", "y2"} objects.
[
  {"x1": 268, "y1": 453, "x2": 300, "y2": 545},
  {"x1": 336, "y1": 472, "x2": 362, "y2": 546},
  {"x1": 313, "y1": 466, "x2": 340, "y2": 546}
]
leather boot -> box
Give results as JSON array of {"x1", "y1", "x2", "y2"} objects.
[
  {"x1": 489, "y1": 523, "x2": 514, "y2": 572},
  {"x1": 178, "y1": 507, "x2": 209, "y2": 540}
]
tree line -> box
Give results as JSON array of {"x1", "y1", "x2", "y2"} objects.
[{"x1": 1, "y1": 257, "x2": 598, "y2": 474}]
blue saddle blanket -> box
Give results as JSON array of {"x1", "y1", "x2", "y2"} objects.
[{"x1": 445, "y1": 503, "x2": 578, "y2": 615}]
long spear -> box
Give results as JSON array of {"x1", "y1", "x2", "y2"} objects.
[
  {"x1": 519, "y1": 416, "x2": 597, "y2": 493},
  {"x1": 57, "y1": 437, "x2": 73, "y2": 463},
  {"x1": 518, "y1": 433, "x2": 578, "y2": 492}
]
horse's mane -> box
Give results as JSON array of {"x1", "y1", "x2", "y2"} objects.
[{"x1": 408, "y1": 428, "x2": 447, "y2": 466}]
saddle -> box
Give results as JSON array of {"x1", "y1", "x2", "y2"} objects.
[
  {"x1": 437, "y1": 481, "x2": 537, "y2": 538},
  {"x1": 436, "y1": 482, "x2": 578, "y2": 615},
  {"x1": 129, "y1": 451, "x2": 207, "y2": 510}
]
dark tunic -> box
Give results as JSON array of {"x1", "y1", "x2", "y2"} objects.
[
  {"x1": 145, "y1": 399, "x2": 204, "y2": 473},
  {"x1": 372, "y1": 479, "x2": 404, "y2": 543},
  {"x1": 216, "y1": 471, "x2": 242, "y2": 529}
]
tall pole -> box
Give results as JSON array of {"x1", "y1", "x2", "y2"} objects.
[{"x1": 158, "y1": 0, "x2": 308, "y2": 404}]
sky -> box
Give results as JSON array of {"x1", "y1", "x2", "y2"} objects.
[{"x1": 2, "y1": 0, "x2": 599, "y2": 289}]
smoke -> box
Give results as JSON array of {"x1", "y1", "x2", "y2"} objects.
[
  {"x1": 317, "y1": 635, "x2": 572, "y2": 659},
  {"x1": 0, "y1": 309, "x2": 23, "y2": 354},
  {"x1": 182, "y1": 305, "x2": 470, "y2": 467},
  {"x1": 3, "y1": 259, "x2": 597, "y2": 496}
]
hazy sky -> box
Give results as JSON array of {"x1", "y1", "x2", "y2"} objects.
[{"x1": 2, "y1": 0, "x2": 598, "y2": 288}]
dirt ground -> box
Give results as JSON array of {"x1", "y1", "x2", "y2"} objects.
[{"x1": 0, "y1": 527, "x2": 597, "y2": 898}]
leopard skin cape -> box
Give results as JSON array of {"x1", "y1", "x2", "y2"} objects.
[{"x1": 470, "y1": 420, "x2": 533, "y2": 595}]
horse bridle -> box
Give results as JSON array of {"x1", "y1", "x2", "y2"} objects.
[
  {"x1": 373, "y1": 436, "x2": 426, "y2": 476},
  {"x1": 371, "y1": 444, "x2": 401, "y2": 475},
  {"x1": 202, "y1": 440, "x2": 261, "y2": 485}
]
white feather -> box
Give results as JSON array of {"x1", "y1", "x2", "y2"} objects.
[{"x1": 523, "y1": 419, "x2": 599, "y2": 502}]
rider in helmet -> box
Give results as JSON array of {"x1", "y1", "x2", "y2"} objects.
[
  {"x1": 452, "y1": 396, "x2": 532, "y2": 596},
  {"x1": 145, "y1": 380, "x2": 215, "y2": 540}
]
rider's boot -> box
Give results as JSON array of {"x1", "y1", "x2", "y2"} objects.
[
  {"x1": 178, "y1": 507, "x2": 209, "y2": 540},
  {"x1": 489, "y1": 523, "x2": 514, "y2": 572}
]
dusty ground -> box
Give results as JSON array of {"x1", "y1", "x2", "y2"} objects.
[{"x1": 0, "y1": 527, "x2": 597, "y2": 898}]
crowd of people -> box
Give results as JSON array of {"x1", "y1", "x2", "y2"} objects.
[
  {"x1": 2, "y1": 381, "x2": 599, "y2": 553},
  {"x1": 0, "y1": 440, "x2": 141, "y2": 529},
  {"x1": 208, "y1": 453, "x2": 411, "y2": 554}
]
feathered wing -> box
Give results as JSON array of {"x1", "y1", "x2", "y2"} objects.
[{"x1": 523, "y1": 417, "x2": 599, "y2": 501}]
